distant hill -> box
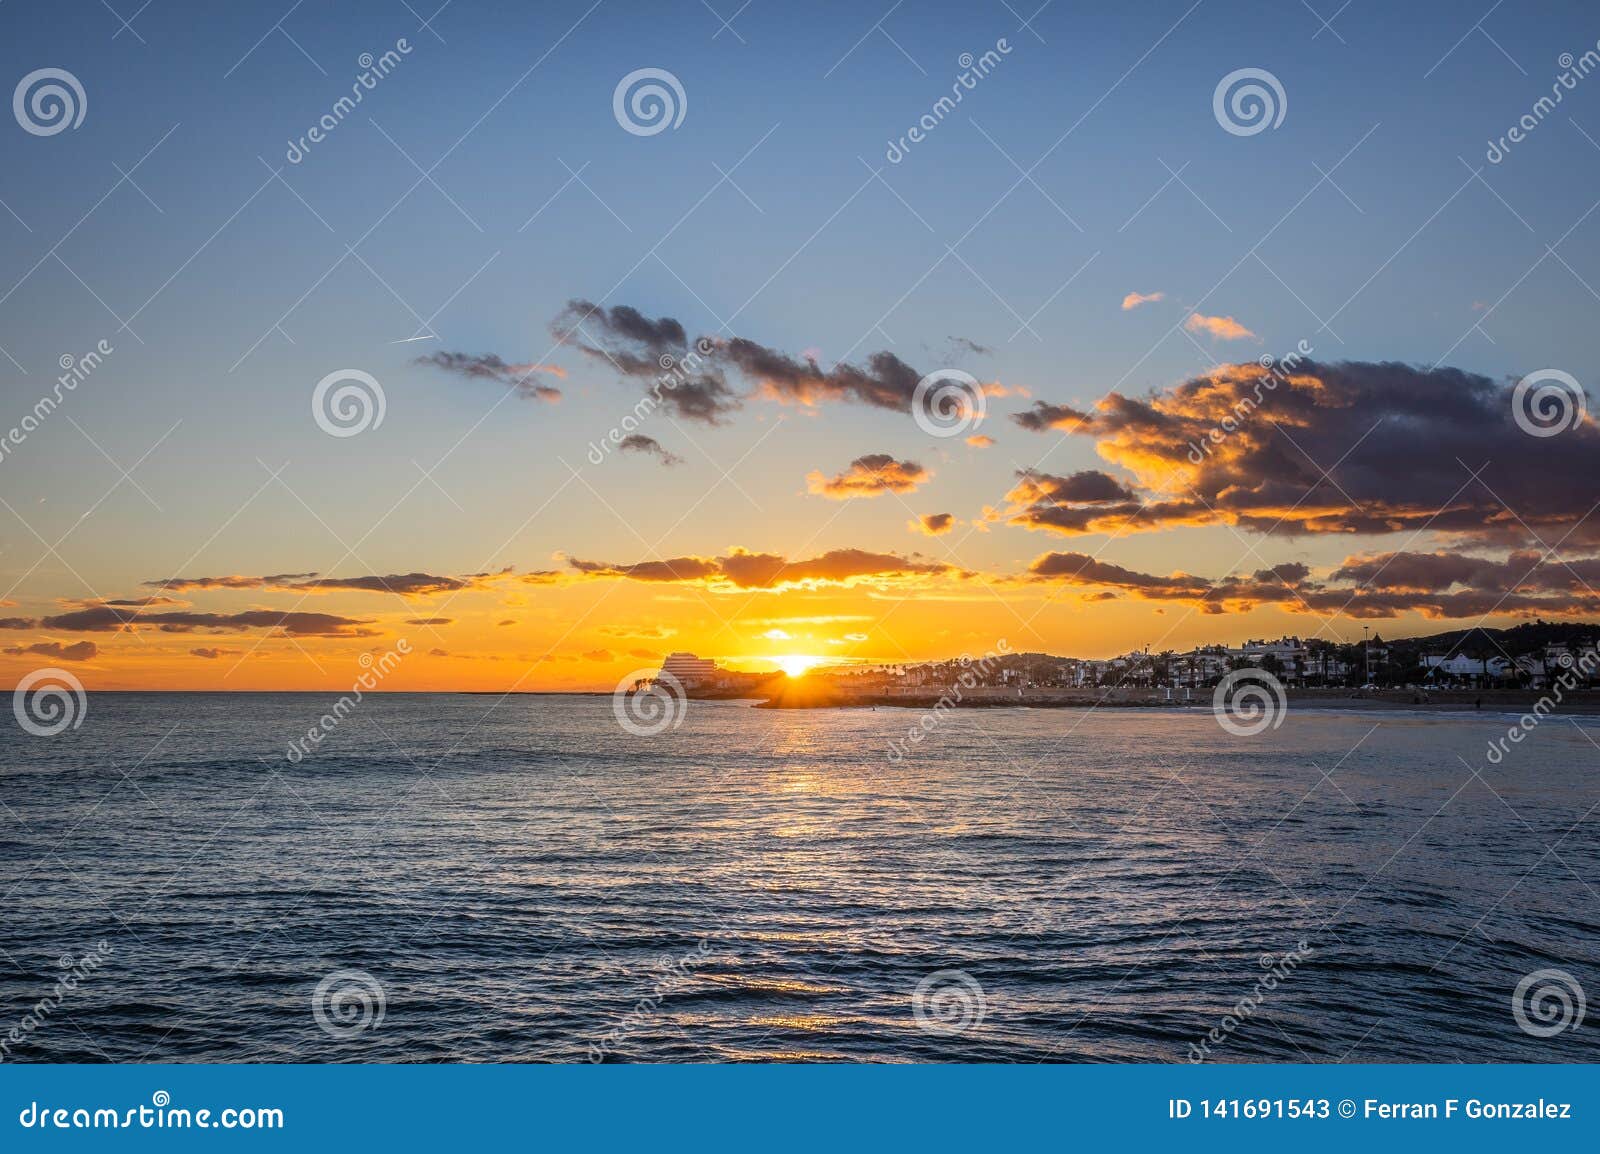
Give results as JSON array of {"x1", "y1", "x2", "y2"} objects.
[{"x1": 1380, "y1": 621, "x2": 1600, "y2": 656}]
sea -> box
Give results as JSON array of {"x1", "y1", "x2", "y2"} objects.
[{"x1": 1, "y1": 692, "x2": 1596, "y2": 1063}]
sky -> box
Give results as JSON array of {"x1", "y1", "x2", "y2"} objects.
[{"x1": 1, "y1": 0, "x2": 1599, "y2": 690}]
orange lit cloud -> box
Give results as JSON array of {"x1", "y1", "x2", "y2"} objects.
[
  {"x1": 567, "y1": 546, "x2": 953, "y2": 591},
  {"x1": 806, "y1": 454, "x2": 931, "y2": 499},
  {"x1": 1183, "y1": 313, "x2": 1257, "y2": 341},
  {"x1": 1122, "y1": 291, "x2": 1164, "y2": 310},
  {"x1": 1008, "y1": 360, "x2": 1600, "y2": 544}
]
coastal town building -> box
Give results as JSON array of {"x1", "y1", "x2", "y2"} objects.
[{"x1": 658, "y1": 652, "x2": 719, "y2": 686}]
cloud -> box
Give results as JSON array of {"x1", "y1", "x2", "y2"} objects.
[
  {"x1": 1011, "y1": 401, "x2": 1093, "y2": 433},
  {"x1": 551, "y1": 300, "x2": 1025, "y2": 430},
  {"x1": 1184, "y1": 313, "x2": 1257, "y2": 341},
  {"x1": 567, "y1": 546, "x2": 952, "y2": 590},
  {"x1": 4, "y1": 641, "x2": 97, "y2": 661},
  {"x1": 582, "y1": 648, "x2": 616, "y2": 662},
  {"x1": 1010, "y1": 359, "x2": 1600, "y2": 544},
  {"x1": 966, "y1": 434, "x2": 995, "y2": 447},
  {"x1": 627, "y1": 647, "x2": 660, "y2": 660},
  {"x1": 405, "y1": 617, "x2": 453, "y2": 625},
  {"x1": 414, "y1": 352, "x2": 563, "y2": 401},
  {"x1": 599, "y1": 624, "x2": 677, "y2": 639},
  {"x1": 553, "y1": 300, "x2": 740, "y2": 424},
  {"x1": 617, "y1": 434, "x2": 684, "y2": 466},
  {"x1": 993, "y1": 469, "x2": 1144, "y2": 535},
  {"x1": 190, "y1": 647, "x2": 243, "y2": 660},
  {"x1": 1122, "y1": 291, "x2": 1164, "y2": 311},
  {"x1": 806, "y1": 454, "x2": 930, "y2": 499},
  {"x1": 1025, "y1": 545, "x2": 1600, "y2": 619},
  {"x1": 0, "y1": 618, "x2": 35, "y2": 630},
  {"x1": 910, "y1": 512, "x2": 956, "y2": 536},
  {"x1": 142, "y1": 573, "x2": 317, "y2": 592},
  {"x1": 947, "y1": 336, "x2": 991, "y2": 355},
  {"x1": 39, "y1": 607, "x2": 379, "y2": 637},
  {"x1": 145, "y1": 571, "x2": 517, "y2": 598},
  {"x1": 720, "y1": 339, "x2": 925, "y2": 413}
]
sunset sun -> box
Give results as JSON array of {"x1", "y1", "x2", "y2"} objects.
[{"x1": 773, "y1": 654, "x2": 825, "y2": 678}]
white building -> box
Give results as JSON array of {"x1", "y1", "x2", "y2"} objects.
[{"x1": 659, "y1": 652, "x2": 719, "y2": 686}]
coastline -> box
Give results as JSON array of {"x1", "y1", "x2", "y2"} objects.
[{"x1": 748, "y1": 685, "x2": 1600, "y2": 716}]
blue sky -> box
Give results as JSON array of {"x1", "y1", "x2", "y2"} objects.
[{"x1": 3, "y1": 0, "x2": 1600, "y2": 685}]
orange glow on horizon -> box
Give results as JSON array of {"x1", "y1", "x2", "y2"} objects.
[{"x1": 771, "y1": 654, "x2": 827, "y2": 678}]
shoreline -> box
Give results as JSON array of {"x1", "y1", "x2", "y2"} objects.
[{"x1": 748, "y1": 686, "x2": 1600, "y2": 716}]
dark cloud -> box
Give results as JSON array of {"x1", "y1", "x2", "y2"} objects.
[
  {"x1": 720, "y1": 340, "x2": 924, "y2": 412},
  {"x1": 553, "y1": 300, "x2": 740, "y2": 424},
  {"x1": 1253, "y1": 562, "x2": 1312, "y2": 585},
  {"x1": 39, "y1": 607, "x2": 379, "y2": 637},
  {"x1": 190, "y1": 647, "x2": 242, "y2": 660},
  {"x1": 414, "y1": 352, "x2": 562, "y2": 402},
  {"x1": 568, "y1": 546, "x2": 951, "y2": 590},
  {"x1": 1010, "y1": 360, "x2": 1600, "y2": 543},
  {"x1": 4, "y1": 641, "x2": 97, "y2": 661},
  {"x1": 405, "y1": 617, "x2": 453, "y2": 625},
  {"x1": 144, "y1": 573, "x2": 317, "y2": 592},
  {"x1": 994, "y1": 469, "x2": 1148, "y2": 535},
  {"x1": 1026, "y1": 546, "x2": 1600, "y2": 620},
  {"x1": 0, "y1": 618, "x2": 34, "y2": 630},
  {"x1": 806, "y1": 454, "x2": 930, "y2": 499},
  {"x1": 1012, "y1": 401, "x2": 1093, "y2": 433},
  {"x1": 145, "y1": 571, "x2": 513, "y2": 598},
  {"x1": 617, "y1": 434, "x2": 684, "y2": 466},
  {"x1": 911, "y1": 512, "x2": 956, "y2": 536},
  {"x1": 548, "y1": 301, "x2": 991, "y2": 426}
]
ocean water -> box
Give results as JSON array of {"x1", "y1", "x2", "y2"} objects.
[{"x1": 1, "y1": 692, "x2": 1596, "y2": 1063}]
